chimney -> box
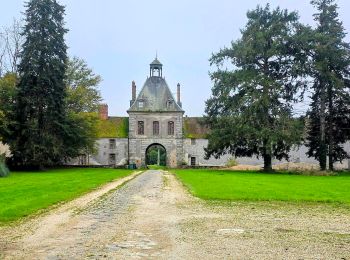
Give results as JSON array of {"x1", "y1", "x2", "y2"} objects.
[
  {"x1": 98, "y1": 104, "x2": 108, "y2": 120},
  {"x1": 177, "y1": 83, "x2": 182, "y2": 107},
  {"x1": 130, "y1": 81, "x2": 136, "y2": 106}
]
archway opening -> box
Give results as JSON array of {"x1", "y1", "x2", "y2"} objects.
[{"x1": 146, "y1": 144, "x2": 166, "y2": 167}]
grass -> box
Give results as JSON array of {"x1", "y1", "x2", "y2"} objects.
[
  {"x1": 147, "y1": 165, "x2": 167, "y2": 170},
  {"x1": 0, "y1": 168, "x2": 133, "y2": 224},
  {"x1": 173, "y1": 169, "x2": 350, "y2": 205}
]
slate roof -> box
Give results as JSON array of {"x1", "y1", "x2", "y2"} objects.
[
  {"x1": 128, "y1": 76, "x2": 184, "y2": 113},
  {"x1": 150, "y1": 58, "x2": 162, "y2": 66}
]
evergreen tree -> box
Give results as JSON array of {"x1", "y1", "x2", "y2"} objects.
[
  {"x1": 306, "y1": 0, "x2": 350, "y2": 171},
  {"x1": 11, "y1": 0, "x2": 68, "y2": 168},
  {"x1": 205, "y1": 5, "x2": 308, "y2": 171}
]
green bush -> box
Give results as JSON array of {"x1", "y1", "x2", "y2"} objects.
[{"x1": 0, "y1": 161, "x2": 10, "y2": 177}]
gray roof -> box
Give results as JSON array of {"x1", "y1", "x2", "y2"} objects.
[
  {"x1": 150, "y1": 58, "x2": 162, "y2": 66},
  {"x1": 128, "y1": 76, "x2": 184, "y2": 113}
]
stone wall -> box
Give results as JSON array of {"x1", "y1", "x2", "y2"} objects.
[
  {"x1": 92, "y1": 138, "x2": 128, "y2": 166},
  {"x1": 184, "y1": 138, "x2": 350, "y2": 169}
]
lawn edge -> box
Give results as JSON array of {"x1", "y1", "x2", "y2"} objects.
[{"x1": 0, "y1": 170, "x2": 143, "y2": 227}]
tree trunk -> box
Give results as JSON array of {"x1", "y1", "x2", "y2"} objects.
[
  {"x1": 328, "y1": 85, "x2": 334, "y2": 171},
  {"x1": 319, "y1": 81, "x2": 327, "y2": 171},
  {"x1": 263, "y1": 153, "x2": 273, "y2": 172}
]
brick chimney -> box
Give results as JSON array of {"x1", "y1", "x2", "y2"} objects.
[
  {"x1": 130, "y1": 81, "x2": 137, "y2": 106},
  {"x1": 177, "y1": 83, "x2": 182, "y2": 107},
  {"x1": 98, "y1": 104, "x2": 108, "y2": 120}
]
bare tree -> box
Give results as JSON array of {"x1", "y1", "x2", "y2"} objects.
[
  {"x1": 0, "y1": 30, "x2": 7, "y2": 77},
  {"x1": 0, "y1": 19, "x2": 23, "y2": 77}
]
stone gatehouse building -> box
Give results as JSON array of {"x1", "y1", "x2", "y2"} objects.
[
  {"x1": 77, "y1": 58, "x2": 350, "y2": 170},
  {"x1": 89, "y1": 57, "x2": 225, "y2": 168}
]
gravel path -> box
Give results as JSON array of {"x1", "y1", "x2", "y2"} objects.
[{"x1": 0, "y1": 170, "x2": 349, "y2": 259}]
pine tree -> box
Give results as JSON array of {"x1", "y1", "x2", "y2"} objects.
[
  {"x1": 12, "y1": 0, "x2": 68, "y2": 168},
  {"x1": 306, "y1": 0, "x2": 350, "y2": 171},
  {"x1": 205, "y1": 5, "x2": 308, "y2": 171}
]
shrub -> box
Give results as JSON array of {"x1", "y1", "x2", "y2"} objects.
[
  {"x1": 0, "y1": 160, "x2": 10, "y2": 177},
  {"x1": 0, "y1": 142, "x2": 11, "y2": 177},
  {"x1": 226, "y1": 158, "x2": 238, "y2": 167}
]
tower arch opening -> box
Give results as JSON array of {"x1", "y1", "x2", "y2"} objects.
[{"x1": 145, "y1": 143, "x2": 167, "y2": 167}]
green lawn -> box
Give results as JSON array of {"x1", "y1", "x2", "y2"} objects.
[
  {"x1": 173, "y1": 169, "x2": 350, "y2": 205},
  {"x1": 0, "y1": 168, "x2": 133, "y2": 224}
]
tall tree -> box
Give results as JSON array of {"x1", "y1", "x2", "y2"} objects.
[
  {"x1": 63, "y1": 57, "x2": 102, "y2": 157},
  {"x1": 11, "y1": 0, "x2": 68, "y2": 168},
  {"x1": 205, "y1": 5, "x2": 308, "y2": 171},
  {"x1": 65, "y1": 57, "x2": 102, "y2": 113},
  {"x1": 306, "y1": 0, "x2": 350, "y2": 171}
]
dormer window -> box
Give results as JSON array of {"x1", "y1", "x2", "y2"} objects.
[
  {"x1": 167, "y1": 99, "x2": 174, "y2": 109},
  {"x1": 138, "y1": 101, "x2": 144, "y2": 108}
]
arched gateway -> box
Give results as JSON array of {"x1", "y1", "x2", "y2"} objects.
[
  {"x1": 127, "y1": 58, "x2": 184, "y2": 168},
  {"x1": 145, "y1": 143, "x2": 167, "y2": 166}
]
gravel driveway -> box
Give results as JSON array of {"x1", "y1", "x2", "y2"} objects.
[{"x1": 0, "y1": 170, "x2": 349, "y2": 259}]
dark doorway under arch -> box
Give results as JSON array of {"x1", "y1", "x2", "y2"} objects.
[{"x1": 145, "y1": 144, "x2": 166, "y2": 166}]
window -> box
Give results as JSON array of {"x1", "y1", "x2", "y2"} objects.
[
  {"x1": 153, "y1": 121, "x2": 159, "y2": 135},
  {"x1": 109, "y1": 154, "x2": 116, "y2": 165},
  {"x1": 138, "y1": 121, "x2": 144, "y2": 135},
  {"x1": 138, "y1": 101, "x2": 144, "y2": 108},
  {"x1": 191, "y1": 157, "x2": 196, "y2": 166},
  {"x1": 168, "y1": 121, "x2": 174, "y2": 135},
  {"x1": 167, "y1": 99, "x2": 174, "y2": 109},
  {"x1": 191, "y1": 138, "x2": 196, "y2": 145},
  {"x1": 109, "y1": 139, "x2": 116, "y2": 149}
]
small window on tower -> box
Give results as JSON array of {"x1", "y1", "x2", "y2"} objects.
[{"x1": 138, "y1": 121, "x2": 144, "y2": 135}]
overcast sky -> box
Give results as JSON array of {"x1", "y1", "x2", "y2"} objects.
[{"x1": 2, "y1": 0, "x2": 350, "y2": 116}]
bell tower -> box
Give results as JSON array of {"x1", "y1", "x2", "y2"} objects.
[{"x1": 150, "y1": 56, "x2": 163, "y2": 77}]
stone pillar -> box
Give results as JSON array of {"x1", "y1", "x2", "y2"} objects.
[{"x1": 98, "y1": 104, "x2": 108, "y2": 120}]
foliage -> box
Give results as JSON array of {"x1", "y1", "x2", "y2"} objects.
[
  {"x1": 174, "y1": 169, "x2": 350, "y2": 204},
  {"x1": 10, "y1": 0, "x2": 69, "y2": 169},
  {"x1": 0, "y1": 142, "x2": 11, "y2": 177},
  {"x1": 205, "y1": 4, "x2": 309, "y2": 171},
  {"x1": 306, "y1": 0, "x2": 350, "y2": 171},
  {"x1": 63, "y1": 112, "x2": 99, "y2": 156},
  {"x1": 0, "y1": 73, "x2": 17, "y2": 141},
  {"x1": 65, "y1": 57, "x2": 102, "y2": 113},
  {"x1": 146, "y1": 145, "x2": 166, "y2": 166},
  {"x1": 226, "y1": 158, "x2": 238, "y2": 167},
  {"x1": 0, "y1": 168, "x2": 133, "y2": 224}
]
